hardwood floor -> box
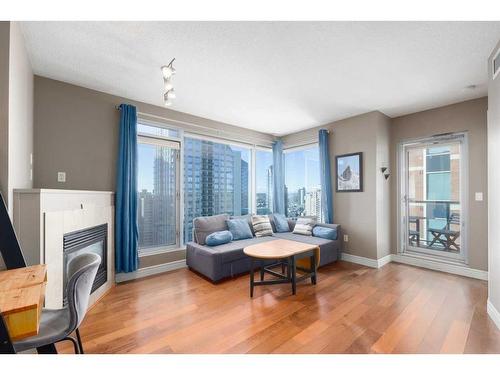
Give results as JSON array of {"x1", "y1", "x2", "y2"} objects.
[{"x1": 57, "y1": 261, "x2": 500, "y2": 354}]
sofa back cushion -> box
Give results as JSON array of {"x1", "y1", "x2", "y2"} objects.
[
  {"x1": 193, "y1": 214, "x2": 230, "y2": 245},
  {"x1": 251, "y1": 215, "x2": 274, "y2": 237},
  {"x1": 272, "y1": 213, "x2": 290, "y2": 233},
  {"x1": 226, "y1": 218, "x2": 254, "y2": 240},
  {"x1": 230, "y1": 214, "x2": 255, "y2": 236},
  {"x1": 292, "y1": 217, "x2": 316, "y2": 236}
]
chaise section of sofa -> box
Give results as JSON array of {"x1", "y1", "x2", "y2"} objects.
[{"x1": 186, "y1": 214, "x2": 342, "y2": 282}]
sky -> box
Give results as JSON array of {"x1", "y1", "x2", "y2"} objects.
[{"x1": 284, "y1": 147, "x2": 321, "y2": 192}]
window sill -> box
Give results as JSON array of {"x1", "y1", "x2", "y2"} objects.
[{"x1": 138, "y1": 246, "x2": 186, "y2": 258}]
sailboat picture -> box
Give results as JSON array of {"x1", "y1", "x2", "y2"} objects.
[{"x1": 336, "y1": 152, "x2": 363, "y2": 192}]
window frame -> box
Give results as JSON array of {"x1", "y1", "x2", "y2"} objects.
[
  {"x1": 283, "y1": 142, "x2": 322, "y2": 221},
  {"x1": 136, "y1": 119, "x2": 184, "y2": 257},
  {"x1": 253, "y1": 147, "x2": 274, "y2": 215}
]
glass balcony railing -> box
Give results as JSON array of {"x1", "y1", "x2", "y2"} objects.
[{"x1": 407, "y1": 199, "x2": 461, "y2": 252}]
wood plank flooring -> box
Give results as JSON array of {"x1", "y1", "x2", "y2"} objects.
[{"x1": 56, "y1": 261, "x2": 500, "y2": 354}]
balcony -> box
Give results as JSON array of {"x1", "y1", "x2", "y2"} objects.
[{"x1": 407, "y1": 199, "x2": 461, "y2": 253}]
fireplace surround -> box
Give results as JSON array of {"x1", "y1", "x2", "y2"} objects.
[{"x1": 63, "y1": 224, "x2": 108, "y2": 305}]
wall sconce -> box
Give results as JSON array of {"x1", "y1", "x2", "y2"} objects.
[{"x1": 380, "y1": 167, "x2": 390, "y2": 180}]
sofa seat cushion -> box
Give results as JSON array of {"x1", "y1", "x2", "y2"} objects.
[{"x1": 211, "y1": 236, "x2": 277, "y2": 264}]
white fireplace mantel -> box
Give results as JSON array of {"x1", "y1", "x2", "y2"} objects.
[{"x1": 13, "y1": 189, "x2": 115, "y2": 309}]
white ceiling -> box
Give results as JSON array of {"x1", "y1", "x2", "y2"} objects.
[{"x1": 20, "y1": 21, "x2": 500, "y2": 136}]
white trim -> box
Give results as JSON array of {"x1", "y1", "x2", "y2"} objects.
[
  {"x1": 283, "y1": 142, "x2": 318, "y2": 153},
  {"x1": 341, "y1": 253, "x2": 380, "y2": 268},
  {"x1": 340, "y1": 252, "x2": 393, "y2": 269},
  {"x1": 493, "y1": 46, "x2": 500, "y2": 80},
  {"x1": 115, "y1": 260, "x2": 187, "y2": 283},
  {"x1": 377, "y1": 254, "x2": 392, "y2": 268},
  {"x1": 340, "y1": 252, "x2": 487, "y2": 280},
  {"x1": 391, "y1": 254, "x2": 487, "y2": 280},
  {"x1": 487, "y1": 299, "x2": 500, "y2": 330}
]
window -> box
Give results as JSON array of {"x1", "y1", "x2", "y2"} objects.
[
  {"x1": 284, "y1": 145, "x2": 322, "y2": 221},
  {"x1": 183, "y1": 136, "x2": 251, "y2": 243},
  {"x1": 255, "y1": 149, "x2": 273, "y2": 215},
  {"x1": 137, "y1": 124, "x2": 181, "y2": 255}
]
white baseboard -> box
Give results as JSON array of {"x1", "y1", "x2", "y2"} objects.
[
  {"x1": 340, "y1": 252, "x2": 488, "y2": 281},
  {"x1": 487, "y1": 299, "x2": 500, "y2": 330},
  {"x1": 341, "y1": 253, "x2": 380, "y2": 268},
  {"x1": 391, "y1": 254, "x2": 488, "y2": 281},
  {"x1": 377, "y1": 254, "x2": 393, "y2": 268},
  {"x1": 115, "y1": 259, "x2": 187, "y2": 283}
]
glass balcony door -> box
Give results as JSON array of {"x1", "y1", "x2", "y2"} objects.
[{"x1": 399, "y1": 134, "x2": 467, "y2": 262}]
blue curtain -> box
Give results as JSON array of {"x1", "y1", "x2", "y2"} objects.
[
  {"x1": 115, "y1": 104, "x2": 139, "y2": 273},
  {"x1": 319, "y1": 129, "x2": 334, "y2": 223},
  {"x1": 272, "y1": 140, "x2": 285, "y2": 215}
]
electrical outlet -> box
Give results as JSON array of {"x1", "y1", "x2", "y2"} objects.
[
  {"x1": 57, "y1": 172, "x2": 66, "y2": 183},
  {"x1": 475, "y1": 192, "x2": 483, "y2": 201},
  {"x1": 344, "y1": 234, "x2": 349, "y2": 242}
]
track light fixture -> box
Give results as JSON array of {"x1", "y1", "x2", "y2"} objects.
[{"x1": 161, "y1": 58, "x2": 176, "y2": 106}]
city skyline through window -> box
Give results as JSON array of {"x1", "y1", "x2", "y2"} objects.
[
  {"x1": 255, "y1": 150, "x2": 273, "y2": 215},
  {"x1": 183, "y1": 137, "x2": 251, "y2": 243},
  {"x1": 137, "y1": 139, "x2": 179, "y2": 253},
  {"x1": 284, "y1": 145, "x2": 322, "y2": 221}
]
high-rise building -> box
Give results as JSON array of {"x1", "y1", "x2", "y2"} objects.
[
  {"x1": 183, "y1": 138, "x2": 248, "y2": 243},
  {"x1": 138, "y1": 146, "x2": 178, "y2": 249},
  {"x1": 304, "y1": 188, "x2": 323, "y2": 222},
  {"x1": 266, "y1": 165, "x2": 273, "y2": 213}
]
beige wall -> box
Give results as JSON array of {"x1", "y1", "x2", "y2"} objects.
[
  {"x1": 488, "y1": 40, "x2": 500, "y2": 315},
  {"x1": 8, "y1": 22, "x2": 34, "y2": 212},
  {"x1": 391, "y1": 97, "x2": 488, "y2": 271},
  {"x1": 33, "y1": 76, "x2": 275, "y2": 270},
  {"x1": 0, "y1": 22, "x2": 9, "y2": 215},
  {"x1": 0, "y1": 22, "x2": 34, "y2": 270},
  {"x1": 282, "y1": 111, "x2": 392, "y2": 261},
  {"x1": 33, "y1": 76, "x2": 275, "y2": 192}
]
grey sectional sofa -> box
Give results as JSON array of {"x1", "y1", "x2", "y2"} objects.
[{"x1": 186, "y1": 214, "x2": 342, "y2": 282}]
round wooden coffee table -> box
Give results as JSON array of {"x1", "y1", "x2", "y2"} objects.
[{"x1": 243, "y1": 239, "x2": 319, "y2": 297}]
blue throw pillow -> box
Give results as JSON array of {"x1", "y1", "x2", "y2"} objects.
[
  {"x1": 312, "y1": 226, "x2": 338, "y2": 240},
  {"x1": 226, "y1": 218, "x2": 253, "y2": 240},
  {"x1": 205, "y1": 230, "x2": 233, "y2": 246},
  {"x1": 273, "y1": 214, "x2": 290, "y2": 233}
]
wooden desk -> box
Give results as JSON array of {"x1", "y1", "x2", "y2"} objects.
[{"x1": 0, "y1": 265, "x2": 47, "y2": 340}]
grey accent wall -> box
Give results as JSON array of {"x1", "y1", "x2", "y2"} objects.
[
  {"x1": 488, "y1": 40, "x2": 500, "y2": 316},
  {"x1": 33, "y1": 76, "x2": 275, "y2": 191},
  {"x1": 282, "y1": 111, "x2": 392, "y2": 261},
  {"x1": 391, "y1": 97, "x2": 488, "y2": 271}
]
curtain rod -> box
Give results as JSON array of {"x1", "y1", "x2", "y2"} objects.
[{"x1": 115, "y1": 105, "x2": 274, "y2": 147}]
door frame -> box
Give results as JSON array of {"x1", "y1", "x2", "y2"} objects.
[{"x1": 397, "y1": 132, "x2": 469, "y2": 264}]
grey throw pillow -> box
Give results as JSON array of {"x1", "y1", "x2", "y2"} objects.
[
  {"x1": 251, "y1": 215, "x2": 274, "y2": 237},
  {"x1": 292, "y1": 217, "x2": 316, "y2": 236}
]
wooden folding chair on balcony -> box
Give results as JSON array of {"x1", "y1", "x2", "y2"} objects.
[{"x1": 428, "y1": 213, "x2": 460, "y2": 252}]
